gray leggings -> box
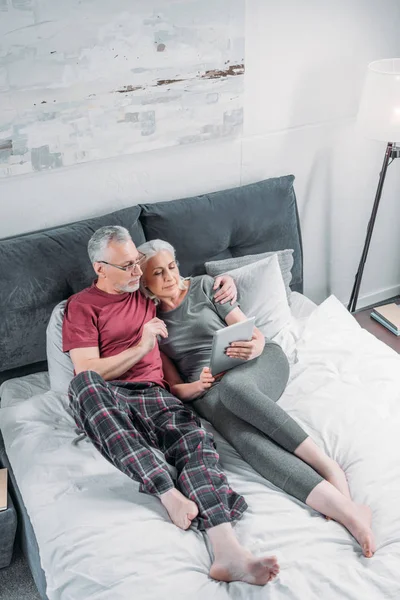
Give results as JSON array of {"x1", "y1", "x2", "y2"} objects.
[{"x1": 192, "y1": 343, "x2": 323, "y2": 504}]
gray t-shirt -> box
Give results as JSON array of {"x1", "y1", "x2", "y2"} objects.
[{"x1": 158, "y1": 275, "x2": 238, "y2": 382}]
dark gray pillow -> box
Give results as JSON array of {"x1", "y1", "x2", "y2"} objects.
[
  {"x1": 205, "y1": 249, "x2": 294, "y2": 301},
  {"x1": 139, "y1": 175, "x2": 303, "y2": 292},
  {"x1": 0, "y1": 205, "x2": 145, "y2": 373}
]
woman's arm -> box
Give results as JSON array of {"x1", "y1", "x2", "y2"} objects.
[
  {"x1": 224, "y1": 307, "x2": 265, "y2": 360},
  {"x1": 161, "y1": 352, "x2": 214, "y2": 402}
]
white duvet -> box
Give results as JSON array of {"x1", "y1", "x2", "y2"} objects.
[{"x1": 1, "y1": 295, "x2": 400, "y2": 600}]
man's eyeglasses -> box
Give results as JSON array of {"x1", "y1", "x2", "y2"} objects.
[{"x1": 99, "y1": 252, "x2": 146, "y2": 273}]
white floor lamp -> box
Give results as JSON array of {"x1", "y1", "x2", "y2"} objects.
[{"x1": 348, "y1": 58, "x2": 400, "y2": 313}]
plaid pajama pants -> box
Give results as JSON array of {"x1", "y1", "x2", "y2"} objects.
[{"x1": 68, "y1": 370, "x2": 247, "y2": 530}]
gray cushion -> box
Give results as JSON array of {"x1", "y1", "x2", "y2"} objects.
[
  {"x1": 46, "y1": 300, "x2": 74, "y2": 394},
  {"x1": 205, "y1": 249, "x2": 294, "y2": 301},
  {"x1": 139, "y1": 175, "x2": 303, "y2": 289},
  {"x1": 0, "y1": 206, "x2": 145, "y2": 373},
  {"x1": 222, "y1": 254, "x2": 292, "y2": 340}
]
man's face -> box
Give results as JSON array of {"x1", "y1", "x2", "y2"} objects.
[{"x1": 95, "y1": 239, "x2": 143, "y2": 294}]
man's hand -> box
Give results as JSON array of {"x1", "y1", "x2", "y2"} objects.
[
  {"x1": 198, "y1": 367, "x2": 215, "y2": 391},
  {"x1": 138, "y1": 318, "x2": 168, "y2": 354},
  {"x1": 213, "y1": 275, "x2": 237, "y2": 305},
  {"x1": 226, "y1": 333, "x2": 264, "y2": 361}
]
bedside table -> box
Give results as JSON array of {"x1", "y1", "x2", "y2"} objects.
[{"x1": 354, "y1": 307, "x2": 400, "y2": 353}]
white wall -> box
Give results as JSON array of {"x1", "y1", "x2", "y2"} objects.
[
  {"x1": 243, "y1": 0, "x2": 400, "y2": 306},
  {"x1": 1, "y1": 0, "x2": 400, "y2": 307},
  {"x1": 0, "y1": 0, "x2": 245, "y2": 175}
]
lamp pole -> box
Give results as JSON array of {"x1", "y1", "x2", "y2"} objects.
[{"x1": 348, "y1": 142, "x2": 399, "y2": 313}]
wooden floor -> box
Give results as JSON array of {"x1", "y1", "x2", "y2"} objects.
[{"x1": 354, "y1": 296, "x2": 400, "y2": 353}]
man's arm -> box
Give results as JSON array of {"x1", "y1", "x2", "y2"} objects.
[
  {"x1": 70, "y1": 345, "x2": 148, "y2": 381},
  {"x1": 69, "y1": 317, "x2": 168, "y2": 381},
  {"x1": 213, "y1": 274, "x2": 237, "y2": 305}
]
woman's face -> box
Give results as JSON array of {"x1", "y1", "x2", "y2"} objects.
[{"x1": 142, "y1": 250, "x2": 182, "y2": 299}]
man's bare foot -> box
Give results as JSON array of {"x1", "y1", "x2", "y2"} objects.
[
  {"x1": 343, "y1": 505, "x2": 375, "y2": 558},
  {"x1": 160, "y1": 488, "x2": 198, "y2": 530},
  {"x1": 210, "y1": 550, "x2": 280, "y2": 585}
]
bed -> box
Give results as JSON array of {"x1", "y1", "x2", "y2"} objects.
[{"x1": 1, "y1": 175, "x2": 400, "y2": 600}]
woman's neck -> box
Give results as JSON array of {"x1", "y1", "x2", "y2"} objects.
[{"x1": 159, "y1": 280, "x2": 189, "y2": 311}]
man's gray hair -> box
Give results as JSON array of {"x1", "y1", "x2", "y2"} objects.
[
  {"x1": 88, "y1": 226, "x2": 132, "y2": 264},
  {"x1": 137, "y1": 238, "x2": 187, "y2": 302}
]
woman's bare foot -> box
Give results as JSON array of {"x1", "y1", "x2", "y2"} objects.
[
  {"x1": 324, "y1": 459, "x2": 352, "y2": 499},
  {"x1": 343, "y1": 505, "x2": 375, "y2": 558},
  {"x1": 306, "y1": 481, "x2": 375, "y2": 556},
  {"x1": 160, "y1": 488, "x2": 198, "y2": 530},
  {"x1": 295, "y1": 439, "x2": 351, "y2": 498},
  {"x1": 210, "y1": 551, "x2": 280, "y2": 585}
]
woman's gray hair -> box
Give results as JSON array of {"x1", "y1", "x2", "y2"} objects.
[
  {"x1": 137, "y1": 238, "x2": 187, "y2": 303},
  {"x1": 88, "y1": 226, "x2": 132, "y2": 264}
]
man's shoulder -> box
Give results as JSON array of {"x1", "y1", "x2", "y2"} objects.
[
  {"x1": 67, "y1": 285, "x2": 95, "y2": 305},
  {"x1": 65, "y1": 288, "x2": 154, "y2": 316}
]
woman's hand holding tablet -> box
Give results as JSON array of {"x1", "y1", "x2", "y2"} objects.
[{"x1": 209, "y1": 317, "x2": 256, "y2": 376}]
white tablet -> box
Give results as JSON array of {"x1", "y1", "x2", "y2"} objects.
[{"x1": 209, "y1": 317, "x2": 256, "y2": 376}]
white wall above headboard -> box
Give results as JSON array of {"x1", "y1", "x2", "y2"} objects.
[
  {"x1": 0, "y1": 0, "x2": 245, "y2": 176},
  {"x1": 1, "y1": 0, "x2": 400, "y2": 308}
]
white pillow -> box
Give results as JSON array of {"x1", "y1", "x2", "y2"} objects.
[
  {"x1": 225, "y1": 254, "x2": 292, "y2": 340},
  {"x1": 205, "y1": 249, "x2": 294, "y2": 302},
  {"x1": 46, "y1": 300, "x2": 74, "y2": 394}
]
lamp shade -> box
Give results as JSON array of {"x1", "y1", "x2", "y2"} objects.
[{"x1": 357, "y1": 58, "x2": 400, "y2": 142}]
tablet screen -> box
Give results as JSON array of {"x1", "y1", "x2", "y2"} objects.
[{"x1": 209, "y1": 317, "x2": 255, "y2": 376}]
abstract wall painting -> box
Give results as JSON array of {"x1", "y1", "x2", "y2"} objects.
[{"x1": 0, "y1": 0, "x2": 245, "y2": 177}]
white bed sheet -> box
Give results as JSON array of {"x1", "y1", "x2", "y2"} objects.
[
  {"x1": 1, "y1": 294, "x2": 400, "y2": 600},
  {"x1": 289, "y1": 290, "x2": 317, "y2": 319},
  {"x1": 0, "y1": 371, "x2": 50, "y2": 409}
]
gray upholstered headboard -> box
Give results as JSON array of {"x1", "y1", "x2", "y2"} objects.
[{"x1": 0, "y1": 174, "x2": 303, "y2": 384}]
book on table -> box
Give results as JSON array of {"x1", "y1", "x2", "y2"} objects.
[
  {"x1": 0, "y1": 468, "x2": 7, "y2": 511},
  {"x1": 370, "y1": 303, "x2": 400, "y2": 336}
]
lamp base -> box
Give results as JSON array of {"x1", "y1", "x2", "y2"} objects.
[{"x1": 348, "y1": 142, "x2": 398, "y2": 313}]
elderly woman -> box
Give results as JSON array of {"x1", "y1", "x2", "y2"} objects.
[{"x1": 137, "y1": 239, "x2": 376, "y2": 559}]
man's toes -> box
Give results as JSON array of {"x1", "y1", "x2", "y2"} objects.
[
  {"x1": 272, "y1": 564, "x2": 280, "y2": 574},
  {"x1": 262, "y1": 556, "x2": 278, "y2": 568},
  {"x1": 363, "y1": 545, "x2": 373, "y2": 558},
  {"x1": 268, "y1": 568, "x2": 279, "y2": 583}
]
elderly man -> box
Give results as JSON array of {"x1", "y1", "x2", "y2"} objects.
[{"x1": 62, "y1": 225, "x2": 279, "y2": 586}]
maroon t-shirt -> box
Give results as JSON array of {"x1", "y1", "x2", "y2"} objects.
[{"x1": 62, "y1": 282, "x2": 165, "y2": 386}]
